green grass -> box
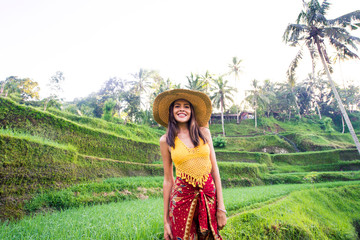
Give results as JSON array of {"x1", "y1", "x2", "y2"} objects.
[
  {"x1": 263, "y1": 171, "x2": 360, "y2": 185},
  {"x1": 261, "y1": 117, "x2": 324, "y2": 133},
  {"x1": 271, "y1": 160, "x2": 360, "y2": 173},
  {"x1": 283, "y1": 132, "x2": 355, "y2": 151},
  {"x1": 215, "y1": 150, "x2": 272, "y2": 166},
  {"x1": 271, "y1": 148, "x2": 359, "y2": 166},
  {"x1": 25, "y1": 176, "x2": 164, "y2": 212},
  {"x1": 0, "y1": 128, "x2": 77, "y2": 152},
  {"x1": 1, "y1": 198, "x2": 164, "y2": 240},
  {"x1": 0, "y1": 98, "x2": 161, "y2": 164},
  {"x1": 209, "y1": 121, "x2": 264, "y2": 136},
  {"x1": 47, "y1": 107, "x2": 165, "y2": 144},
  {"x1": 222, "y1": 184, "x2": 360, "y2": 239},
  {"x1": 2, "y1": 181, "x2": 360, "y2": 240},
  {"x1": 223, "y1": 135, "x2": 295, "y2": 152},
  {"x1": 223, "y1": 181, "x2": 360, "y2": 216}
]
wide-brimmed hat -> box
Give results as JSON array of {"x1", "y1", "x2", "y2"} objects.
[{"x1": 153, "y1": 89, "x2": 212, "y2": 128}]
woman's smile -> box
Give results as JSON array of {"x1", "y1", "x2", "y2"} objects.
[{"x1": 173, "y1": 99, "x2": 191, "y2": 123}]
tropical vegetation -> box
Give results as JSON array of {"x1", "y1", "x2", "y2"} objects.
[{"x1": 0, "y1": 0, "x2": 360, "y2": 239}]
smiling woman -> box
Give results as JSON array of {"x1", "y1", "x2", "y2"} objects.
[
  {"x1": 173, "y1": 100, "x2": 191, "y2": 124},
  {"x1": 153, "y1": 89, "x2": 226, "y2": 240}
]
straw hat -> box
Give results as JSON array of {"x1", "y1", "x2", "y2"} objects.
[{"x1": 153, "y1": 89, "x2": 212, "y2": 128}]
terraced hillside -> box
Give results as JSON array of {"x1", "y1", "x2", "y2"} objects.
[
  {"x1": 1, "y1": 97, "x2": 360, "y2": 238},
  {"x1": 0, "y1": 98, "x2": 164, "y2": 219}
]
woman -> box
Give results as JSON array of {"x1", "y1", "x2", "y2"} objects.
[{"x1": 153, "y1": 89, "x2": 226, "y2": 240}]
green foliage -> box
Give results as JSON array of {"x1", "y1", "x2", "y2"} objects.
[
  {"x1": 303, "y1": 171, "x2": 319, "y2": 185},
  {"x1": 209, "y1": 122, "x2": 264, "y2": 136},
  {"x1": 320, "y1": 116, "x2": 335, "y2": 133},
  {"x1": 225, "y1": 135, "x2": 295, "y2": 153},
  {"x1": 0, "y1": 133, "x2": 163, "y2": 220},
  {"x1": 102, "y1": 98, "x2": 116, "y2": 122},
  {"x1": 223, "y1": 185, "x2": 360, "y2": 239},
  {"x1": 213, "y1": 135, "x2": 227, "y2": 148},
  {"x1": 47, "y1": 105, "x2": 164, "y2": 143},
  {"x1": 25, "y1": 176, "x2": 164, "y2": 212},
  {"x1": 262, "y1": 171, "x2": 360, "y2": 185},
  {"x1": 218, "y1": 162, "x2": 268, "y2": 187},
  {"x1": 282, "y1": 132, "x2": 355, "y2": 151},
  {"x1": 0, "y1": 98, "x2": 161, "y2": 163},
  {"x1": 1, "y1": 198, "x2": 165, "y2": 240},
  {"x1": 216, "y1": 150, "x2": 272, "y2": 166},
  {"x1": 1, "y1": 181, "x2": 360, "y2": 239},
  {"x1": 271, "y1": 160, "x2": 360, "y2": 173},
  {"x1": 332, "y1": 111, "x2": 360, "y2": 133},
  {"x1": 272, "y1": 149, "x2": 359, "y2": 166}
]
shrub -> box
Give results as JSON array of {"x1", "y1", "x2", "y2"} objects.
[{"x1": 213, "y1": 135, "x2": 227, "y2": 148}]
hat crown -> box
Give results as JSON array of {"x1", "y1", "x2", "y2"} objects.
[{"x1": 153, "y1": 89, "x2": 212, "y2": 128}]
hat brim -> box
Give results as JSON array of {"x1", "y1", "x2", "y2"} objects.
[{"x1": 153, "y1": 89, "x2": 212, "y2": 128}]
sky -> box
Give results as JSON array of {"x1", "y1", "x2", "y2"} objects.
[{"x1": 1, "y1": 0, "x2": 360, "y2": 101}]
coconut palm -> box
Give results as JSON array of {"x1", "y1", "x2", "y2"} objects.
[
  {"x1": 210, "y1": 76, "x2": 236, "y2": 136},
  {"x1": 185, "y1": 72, "x2": 204, "y2": 91},
  {"x1": 245, "y1": 79, "x2": 272, "y2": 128},
  {"x1": 283, "y1": 0, "x2": 360, "y2": 154},
  {"x1": 199, "y1": 70, "x2": 213, "y2": 94},
  {"x1": 131, "y1": 68, "x2": 154, "y2": 109},
  {"x1": 228, "y1": 57, "x2": 243, "y2": 124}
]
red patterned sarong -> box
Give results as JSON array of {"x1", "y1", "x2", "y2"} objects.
[{"x1": 169, "y1": 174, "x2": 222, "y2": 240}]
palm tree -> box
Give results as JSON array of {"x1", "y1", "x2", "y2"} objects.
[
  {"x1": 245, "y1": 79, "x2": 271, "y2": 128},
  {"x1": 185, "y1": 72, "x2": 205, "y2": 91},
  {"x1": 303, "y1": 72, "x2": 325, "y2": 119},
  {"x1": 210, "y1": 76, "x2": 236, "y2": 136},
  {"x1": 131, "y1": 68, "x2": 154, "y2": 109},
  {"x1": 228, "y1": 57, "x2": 243, "y2": 124},
  {"x1": 199, "y1": 70, "x2": 213, "y2": 94},
  {"x1": 262, "y1": 79, "x2": 277, "y2": 117},
  {"x1": 283, "y1": 0, "x2": 360, "y2": 154}
]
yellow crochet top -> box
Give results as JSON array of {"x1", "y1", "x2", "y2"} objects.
[{"x1": 171, "y1": 136, "x2": 212, "y2": 188}]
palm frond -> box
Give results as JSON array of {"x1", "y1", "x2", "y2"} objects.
[
  {"x1": 329, "y1": 38, "x2": 360, "y2": 60},
  {"x1": 314, "y1": 12, "x2": 327, "y2": 24},
  {"x1": 286, "y1": 49, "x2": 303, "y2": 88},
  {"x1": 319, "y1": 0, "x2": 330, "y2": 16},
  {"x1": 283, "y1": 24, "x2": 308, "y2": 43},
  {"x1": 324, "y1": 26, "x2": 360, "y2": 49},
  {"x1": 328, "y1": 10, "x2": 360, "y2": 27}
]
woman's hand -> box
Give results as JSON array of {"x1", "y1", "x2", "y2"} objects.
[
  {"x1": 216, "y1": 210, "x2": 227, "y2": 231},
  {"x1": 164, "y1": 223, "x2": 173, "y2": 240}
]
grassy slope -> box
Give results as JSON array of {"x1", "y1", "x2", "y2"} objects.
[
  {"x1": 47, "y1": 107, "x2": 165, "y2": 143},
  {"x1": 0, "y1": 97, "x2": 161, "y2": 163},
  {"x1": 1, "y1": 181, "x2": 359, "y2": 240},
  {"x1": 2, "y1": 96, "x2": 360, "y2": 225},
  {"x1": 223, "y1": 184, "x2": 360, "y2": 239},
  {"x1": 210, "y1": 117, "x2": 358, "y2": 152}
]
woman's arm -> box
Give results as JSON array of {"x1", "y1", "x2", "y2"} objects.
[
  {"x1": 160, "y1": 134, "x2": 174, "y2": 240},
  {"x1": 201, "y1": 127, "x2": 227, "y2": 229}
]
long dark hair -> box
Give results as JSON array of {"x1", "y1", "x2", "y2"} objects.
[{"x1": 166, "y1": 100, "x2": 208, "y2": 148}]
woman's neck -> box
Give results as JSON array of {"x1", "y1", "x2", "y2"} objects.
[{"x1": 177, "y1": 123, "x2": 189, "y2": 134}]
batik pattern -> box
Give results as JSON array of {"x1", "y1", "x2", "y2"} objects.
[{"x1": 169, "y1": 174, "x2": 222, "y2": 240}]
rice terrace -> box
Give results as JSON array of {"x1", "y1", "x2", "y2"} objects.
[{"x1": 1, "y1": 0, "x2": 360, "y2": 239}]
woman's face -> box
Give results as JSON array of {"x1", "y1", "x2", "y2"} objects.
[{"x1": 173, "y1": 99, "x2": 191, "y2": 124}]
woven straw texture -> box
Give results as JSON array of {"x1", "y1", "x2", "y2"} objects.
[{"x1": 152, "y1": 89, "x2": 212, "y2": 128}]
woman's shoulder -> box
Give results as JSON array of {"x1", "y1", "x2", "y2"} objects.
[
  {"x1": 160, "y1": 134, "x2": 168, "y2": 144},
  {"x1": 199, "y1": 127, "x2": 211, "y2": 137}
]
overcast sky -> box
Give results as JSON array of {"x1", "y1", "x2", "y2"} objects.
[{"x1": 1, "y1": 0, "x2": 359, "y2": 101}]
